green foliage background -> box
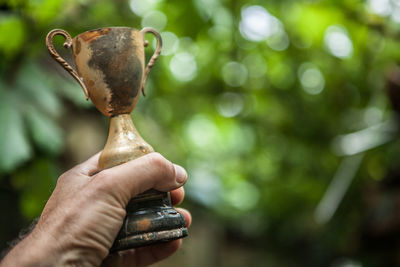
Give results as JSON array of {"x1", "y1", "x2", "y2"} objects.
[{"x1": 1, "y1": 0, "x2": 400, "y2": 266}]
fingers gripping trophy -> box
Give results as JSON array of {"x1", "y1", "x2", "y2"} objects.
[{"x1": 46, "y1": 27, "x2": 188, "y2": 252}]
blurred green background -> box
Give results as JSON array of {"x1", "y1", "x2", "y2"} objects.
[{"x1": 1, "y1": 0, "x2": 400, "y2": 266}]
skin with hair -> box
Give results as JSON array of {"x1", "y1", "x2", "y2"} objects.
[{"x1": 0, "y1": 152, "x2": 191, "y2": 267}]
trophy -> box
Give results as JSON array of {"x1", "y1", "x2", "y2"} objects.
[{"x1": 46, "y1": 27, "x2": 187, "y2": 252}]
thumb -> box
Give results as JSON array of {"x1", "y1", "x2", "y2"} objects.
[{"x1": 90, "y1": 153, "x2": 187, "y2": 205}]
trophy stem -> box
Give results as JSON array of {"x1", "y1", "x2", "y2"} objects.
[{"x1": 98, "y1": 114, "x2": 154, "y2": 169}]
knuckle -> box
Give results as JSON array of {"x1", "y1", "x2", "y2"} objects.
[
  {"x1": 147, "y1": 152, "x2": 165, "y2": 167},
  {"x1": 56, "y1": 173, "x2": 66, "y2": 185},
  {"x1": 146, "y1": 153, "x2": 175, "y2": 181},
  {"x1": 56, "y1": 171, "x2": 71, "y2": 186}
]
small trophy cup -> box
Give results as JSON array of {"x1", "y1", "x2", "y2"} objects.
[{"x1": 46, "y1": 27, "x2": 187, "y2": 252}]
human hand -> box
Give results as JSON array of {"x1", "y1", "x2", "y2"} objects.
[{"x1": 0, "y1": 152, "x2": 191, "y2": 267}]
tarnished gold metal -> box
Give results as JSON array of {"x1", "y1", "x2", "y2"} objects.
[
  {"x1": 46, "y1": 26, "x2": 187, "y2": 252},
  {"x1": 140, "y1": 28, "x2": 162, "y2": 96},
  {"x1": 46, "y1": 29, "x2": 90, "y2": 100},
  {"x1": 99, "y1": 113, "x2": 154, "y2": 169}
]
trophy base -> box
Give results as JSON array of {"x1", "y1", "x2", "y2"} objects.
[{"x1": 110, "y1": 190, "x2": 188, "y2": 253}]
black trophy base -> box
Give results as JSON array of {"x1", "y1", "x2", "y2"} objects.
[{"x1": 110, "y1": 190, "x2": 188, "y2": 253}]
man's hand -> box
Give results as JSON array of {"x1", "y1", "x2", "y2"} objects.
[{"x1": 0, "y1": 152, "x2": 191, "y2": 267}]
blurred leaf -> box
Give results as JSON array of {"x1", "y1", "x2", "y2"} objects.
[
  {"x1": 57, "y1": 79, "x2": 93, "y2": 108},
  {"x1": 0, "y1": 88, "x2": 32, "y2": 172},
  {"x1": 16, "y1": 63, "x2": 62, "y2": 117},
  {"x1": 26, "y1": 0, "x2": 65, "y2": 25},
  {"x1": 25, "y1": 108, "x2": 64, "y2": 154},
  {"x1": 0, "y1": 15, "x2": 26, "y2": 58}
]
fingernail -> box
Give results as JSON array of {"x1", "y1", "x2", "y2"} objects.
[{"x1": 174, "y1": 164, "x2": 187, "y2": 184}]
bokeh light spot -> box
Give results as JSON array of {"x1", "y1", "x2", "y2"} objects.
[
  {"x1": 141, "y1": 10, "x2": 167, "y2": 31},
  {"x1": 243, "y1": 53, "x2": 267, "y2": 78},
  {"x1": 266, "y1": 31, "x2": 290, "y2": 51},
  {"x1": 216, "y1": 92, "x2": 244, "y2": 118},
  {"x1": 392, "y1": 7, "x2": 400, "y2": 22},
  {"x1": 187, "y1": 164, "x2": 221, "y2": 207},
  {"x1": 367, "y1": 0, "x2": 392, "y2": 16},
  {"x1": 212, "y1": 6, "x2": 233, "y2": 28},
  {"x1": 224, "y1": 180, "x2": 260, "y2": 211},
  {"x1": 160, "y1": 31, "x2": 179, "y2": 56},
  {"x1": 324, "y1": 25, "x2": 353, "y2": 59},
  {"x1": 170, "y1": 52, "x2": 197, "y2": 82},
  {"x1": 222, "y1": 61, "x2": 248, "y2": 87},
  {"x1": 298, "y1": 62, "x2": 325, "y2": 95},
  {"x1": 185, "y1": 115, "x2": 219, "y2": 148},
  {"x1": 239, "y1": 5, "x2": 280, "y2": 42},
  {"x1": 129, "y1": 0, "x2": 162, "y2": 16}
]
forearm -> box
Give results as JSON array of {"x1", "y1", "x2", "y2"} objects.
[
  {"x1": 0, "y1": 230, "x2": 56, "y2": 267},
  {"x1": 0, "y1": 226, "x2": 99, "y2": 267}
]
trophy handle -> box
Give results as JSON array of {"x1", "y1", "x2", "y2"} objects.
[
  {"x1": 46, "y1": 29, "x2": 89, "y2": 100},
  {"x1": 140, "y1": 27, "x2": 163, "y2": 96}
]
